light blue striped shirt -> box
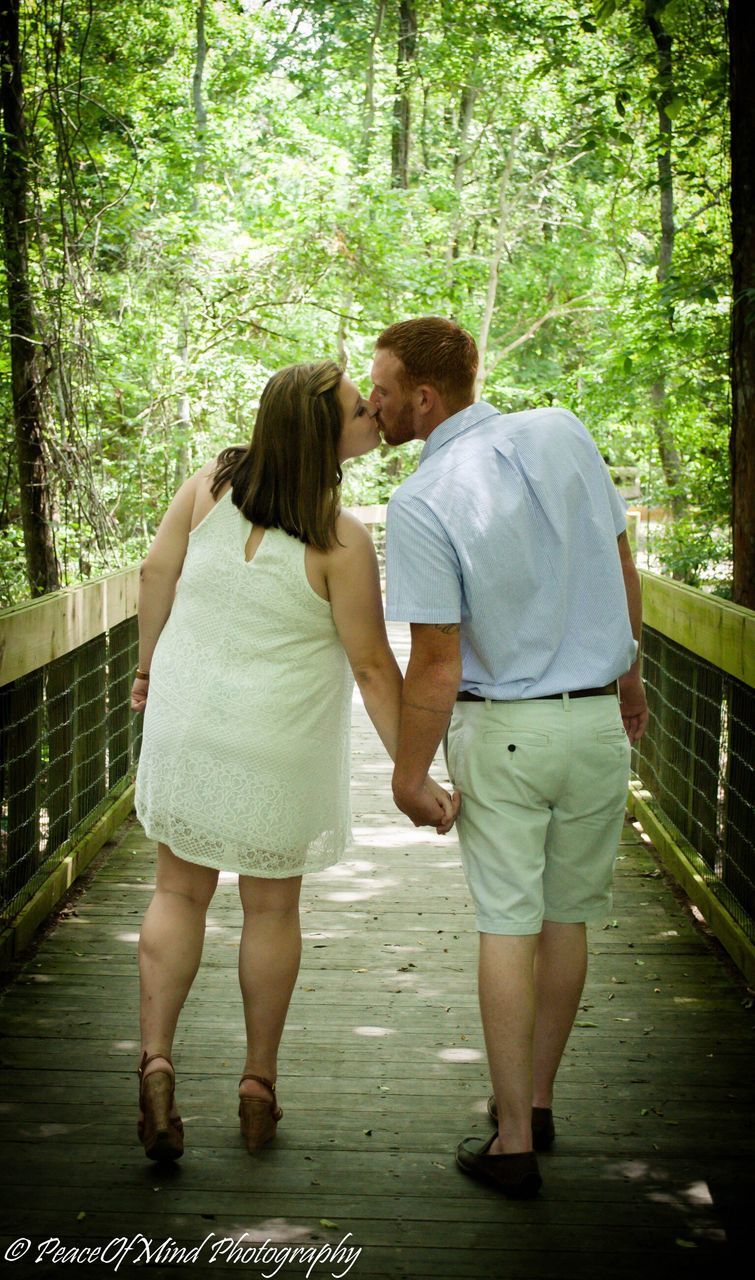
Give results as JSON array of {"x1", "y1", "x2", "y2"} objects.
[{"x1": 385, "y1": 401, "x2": 637, "y2": 699}]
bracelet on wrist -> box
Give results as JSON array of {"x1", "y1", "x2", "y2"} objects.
[{"x1": 135, "y1": 667, "x2": 150, "y2": 681}]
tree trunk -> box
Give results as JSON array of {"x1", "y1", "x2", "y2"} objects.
[
  {"x1": 192, "y1": 0, "x2": 208, "y2": 198},
  {"x1": 646, "y1": 3, "x2": 686, "y2": 518},
  {"x1": 729, "y1": 0, "x2": 755, "y2": 608},
  {"x1": 445, "y1": 83, "x2": 478, "y2": 267},
  {"x1": 175, "y1": 1, "x2": 207, "y2": 486},
  {"x1": 390, "y1": 0, "x2": 417, "y2": 189},
  {"x1": 0, "y1": 0, "x2": 60, "y2": 596},
  {"x1": 475, "y1": 127, "x2": 519, "y2": 400},
  {"x1": 336, "y1": 293, "x2": 353, "y2": 368},
  {"x1": 359, "y1": 0, "x2": 387, "y2": 171},
  {"x1": 174, "y1": 304, "x2": 191, "y2": 489}
]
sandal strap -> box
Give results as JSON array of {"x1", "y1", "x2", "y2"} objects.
[
  {"x1": 138, "y1": 1050, "x2": 175, "y2": 1080},
  {"x1": 239, "y1": 1072, "x2": 276, "y2": 1094}
]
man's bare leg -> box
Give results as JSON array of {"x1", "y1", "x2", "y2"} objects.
[
  {"x1": 478, "y1": 932, "x2": 538, "y2": 1155},
  {"x1": 532, "y1": 921, "x2": 587, "y2": 1108}
]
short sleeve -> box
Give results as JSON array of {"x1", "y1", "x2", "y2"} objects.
[
  {"x1": 595, "y1": 451, "x2": 627, "y2": 535},
  {"x1": 385, "y1": 494, "x2": 462, "y2": 623}
]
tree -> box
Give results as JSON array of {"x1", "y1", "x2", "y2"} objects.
[
  {"x1": 729, "y1": 0, "x2": 755, "y2": 609},
  {"x1": 475, "y1": 128, "x2": 520, "y2": 398},
  {"x1": 360, "y1": 0, "x2": 388, "y2": 169},
  {"x1": 0, "y1": 0, "x2": 60, "y2": 596},
  {"x1": 644, "y1": 0, "x2": 686, "y2": 517},
  {"x1": 0, "y1": 0, "x2": 734, "y2": 602},
  {"x1": 391, "y1": 0, "x2": 417, "y2": 188}
]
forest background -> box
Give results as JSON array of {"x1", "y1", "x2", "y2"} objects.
[{"x1": 0, "y1": 0, "x2": 741, "y2": 605}]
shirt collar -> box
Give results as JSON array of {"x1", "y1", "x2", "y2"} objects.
[{"x1": 419, "y1": 400, "x2": 500, "y2": 464}]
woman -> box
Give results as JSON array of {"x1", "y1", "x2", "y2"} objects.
[{"x1": 131, "y1": 360, "x2": 455, "y2": 1162}]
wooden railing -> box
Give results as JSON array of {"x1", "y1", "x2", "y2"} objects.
[
  {"x1": 0, "y1": 568, "x2": 141, "y2": 965},
  {"x1": 629, "y1": 573, "x2": 755, "y2": 984},
  {"x1": 1, "y1": 556, "x2": 753, "y2": 982}
]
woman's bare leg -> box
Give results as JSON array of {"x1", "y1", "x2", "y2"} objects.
[
  {"x1": 237, "y1": 874, "x2": 302, "y2": 1100},
  {"x1": 139, "y1": 842, "x2": 219, "y2": 1088}
]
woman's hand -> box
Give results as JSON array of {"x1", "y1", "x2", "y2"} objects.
[
  {"x1": 130, "y1": 677, "x2": 149, "y2": 713},
  {"x1": 424, "y1": 773, "x2": 460, "y2": 834}
]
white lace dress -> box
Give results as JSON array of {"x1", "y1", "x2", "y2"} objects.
[{"x1": 135, "y1": 491, "x2": 353, "y2": 876}]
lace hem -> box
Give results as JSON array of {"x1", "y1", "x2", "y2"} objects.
[{"x1": 138, "y1": 810, "x2": 350, "y2": 878}]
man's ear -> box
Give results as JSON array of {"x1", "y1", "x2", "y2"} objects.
[{"x1": 415, "y1": 383, "x2": 438, "y2": 416}]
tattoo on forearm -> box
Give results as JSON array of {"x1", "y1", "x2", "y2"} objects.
[{"x1": 432, "y1": 623, "x2": 460, "y2": 634}]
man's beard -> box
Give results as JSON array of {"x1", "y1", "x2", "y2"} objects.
[{"x1": 380, "y1": 398, "x2": 416, "y2": 446}]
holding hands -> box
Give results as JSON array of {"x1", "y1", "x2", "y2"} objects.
[{"x1": 395, "y1": 776, "x2": 461, "y2": 835}]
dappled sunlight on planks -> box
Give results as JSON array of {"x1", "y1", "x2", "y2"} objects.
[
  {"x1": 313, "y1": 858, "x2": 379, "y2": 877},
  {"x1": 351, "y1": 823, "x2": 452, "y2": 847},
  {"x1": 212, "y1": 1219, "x2": 318, "y2": 1243},
  {"x1": 648, "y1": 1181, "x2": 714, "y2": 1208},
  {"x1": 321, "y1": 890, "x2": 384, "y2": 903},
  {"x1": 437, "y1": 1047, "x2": 485, "y2": 1063}
]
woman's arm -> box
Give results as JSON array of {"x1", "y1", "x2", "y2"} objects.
[
  {"x1": 130, "y1": 470, "x2": 205, "y2": 711},
  {"x1": 325, "y1": 513, "x2": 458, "y2": 832}
]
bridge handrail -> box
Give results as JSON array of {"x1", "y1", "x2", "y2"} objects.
[
  {"x1": 1, "y1": 544, "x2": 753, "y2": 980},
  {"x1": 640, "y1": 571, "x2": 754, "y2": 687}
]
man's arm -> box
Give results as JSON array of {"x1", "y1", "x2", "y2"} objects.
[
  {"x1": 617, "y1": 531, "x2": 649, "y2": 742},
  {"x1": 392, "y1": 622, "x2": 462, "y2": 826}
]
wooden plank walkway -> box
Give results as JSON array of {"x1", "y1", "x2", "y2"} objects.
[{"x1": 0, "y1": 624, "x2": 753, "y2": 1279}]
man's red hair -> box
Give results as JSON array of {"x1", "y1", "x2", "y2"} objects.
[{"x1": 375, "y1": 317, "x2": 478, "y2": 410}]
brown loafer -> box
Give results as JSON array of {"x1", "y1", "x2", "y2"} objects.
[
  {"x1": 486, "y1": 1095, "x2": 555, "y2": 1151},
  {"x1": 456, "y1": 1133, "x2": 542, "y2": 1198}
]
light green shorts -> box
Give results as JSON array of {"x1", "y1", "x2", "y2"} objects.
[{"x1": 445, "y1": 694, "x2": 631, "y2": 935}]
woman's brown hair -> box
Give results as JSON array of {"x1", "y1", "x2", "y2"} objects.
[{"x1": 211, "y1": 360, "x2": 344, "y2": 551}]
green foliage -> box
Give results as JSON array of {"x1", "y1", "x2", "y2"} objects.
[
  {"x1": 652, "y1": 516, "x2": 732, "y2": 591},
  {"x1": 0, "y1": 0, "x2": 731, "y2": 603}
]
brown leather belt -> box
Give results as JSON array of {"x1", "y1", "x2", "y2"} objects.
[{"x1": 457, "y1": 683, "x2": 617, "y2": 703}]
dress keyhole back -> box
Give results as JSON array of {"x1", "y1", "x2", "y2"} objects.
[{"x1": 243, "y1": 524, "x2": 266, "y2": 565}]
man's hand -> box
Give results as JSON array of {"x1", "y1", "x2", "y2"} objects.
[
  {"x1": 394, "y1": 776, "x2": 461, "y2": 833},
  {"x1": 130, "y1": 677, "x2": 149, "y2": 713},
  {"x1": 618, "y1": 672, "x2": 649, "y2": 743},
  {"x1": 423, "y1": 776, "x2": 462, "y2": 834}
]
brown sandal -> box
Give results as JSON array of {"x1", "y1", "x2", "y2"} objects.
[
  {"x1": 238, "y1": 1073, "x2": 282, "y2": 1152},
  {"x1": 137, "y1": 1051, "x2": 184, "y2": 1162}
]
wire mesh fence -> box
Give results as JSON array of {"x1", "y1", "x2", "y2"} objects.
[
  {"x1": 1, "y1": 563, "x2": 753, "y2": 971},
  {"x1": 633, "y1": 625, "x2": 755, "y2": 944},
  {"x1": 0, "y1": 616, "x2": 142, "y2": 926}
]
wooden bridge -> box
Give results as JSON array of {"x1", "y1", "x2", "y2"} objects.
[{"x1": 0, "y1": 564, "x2": 753, "y2": 1278}]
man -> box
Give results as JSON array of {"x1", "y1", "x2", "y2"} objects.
[{"x1": 370, "y1": 316, "x2": 648, "y2": 1198}]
